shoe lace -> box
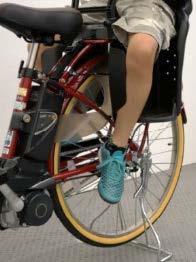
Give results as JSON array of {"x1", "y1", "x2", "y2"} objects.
[{"x1": 97, "y1": 156, "x2": 125, "y2": 182}]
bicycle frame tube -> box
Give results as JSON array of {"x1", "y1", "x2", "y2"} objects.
[
  {"x1": 2, "y1": 43, "x2": 40, "y2": 159},
  {"x1": 49, "y1": 130, "x2": 149, "y2": 185},
  {"x1": 71, "y1": 0, "x2": 79, "y2": 8},
  {"x1": 59, "y1": 82, "x2": 112, "y2": 123},
  {"x1": 1, "y1": 37, "x2": 148, "y2": 189},
  {"x1": 46, "y1": 42, "x2": 149, "y2": 183},
  {"x1": 59, "y1": 41, "x2": 108, "y2": 82},
  {"x1": 25, "y1": 43, "x2": 39, "y2": 69},
  {"x1": 57, "y1": 41, "x2": 113, "y2": 124}
]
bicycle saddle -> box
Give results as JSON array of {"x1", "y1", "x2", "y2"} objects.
[{"x1": 0, "y1": 3, "x2": 83, "y2": 43}]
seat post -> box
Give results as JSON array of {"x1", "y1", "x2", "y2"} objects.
[
  {"x1": 71, "y1": 0, "x2": 79, "y2": 8},
  {"x1": 25, "y1": 43, "x2": 40, "y2": 69}
]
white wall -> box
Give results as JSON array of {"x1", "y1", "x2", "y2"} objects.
[
  {"x1": 182, "y1": 11, "x2": 196, "y2": 164},
  {"x1": 0, "y1": 0, "x2": 195, "y2": 164}
]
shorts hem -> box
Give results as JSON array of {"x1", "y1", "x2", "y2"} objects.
[{"x1": 112, "y1": 21, "x2": 164, "y2": 53}]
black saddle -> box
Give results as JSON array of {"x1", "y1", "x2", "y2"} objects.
[{"x1": 0, "y1": 4, "x2": 83, "y2": 43}]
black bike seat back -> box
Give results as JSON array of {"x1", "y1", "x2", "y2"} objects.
[
  {"x1": 180, "y1": 0, "x2": 192, "y2": 15},
  {"x1": 0, "y1": 3, "x2": 83, "y2": 43}
]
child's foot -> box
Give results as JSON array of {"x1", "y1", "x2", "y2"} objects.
[{"x1": 97, "y1": 143, "x2": 126, "y2": 204}]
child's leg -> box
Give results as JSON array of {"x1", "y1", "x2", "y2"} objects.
[
  {"x1": 97, "y1": 0, "x2": 176, "y2": 204},
  {"x1": 97, "y1": 32, "x2": 158, "y2": 204},
  {"x1": 110, "y1": 0, "x2": 176, "y2": 147},
  {"x1": 112, "y1": 33, "x2": 158, "y2": 147}
]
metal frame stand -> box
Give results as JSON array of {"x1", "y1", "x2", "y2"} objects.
[{"x1": 128, "y1": 152, "x2": 173, "y2": 262}]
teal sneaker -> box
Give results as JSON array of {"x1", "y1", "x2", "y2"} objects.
[{"x1": 97, "y1": 145, "x2": 126, "y2": 204}]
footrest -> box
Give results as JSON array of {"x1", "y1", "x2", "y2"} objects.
[{"x1": 0, "y1": 158, "x2": 18, "y2": 185}]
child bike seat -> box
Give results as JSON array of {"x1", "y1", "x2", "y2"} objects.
[
  {"x1": 0, "y1": 3, "x2": 83, "y2": 44},
  {"x1": 108, "y1": 0, "x2": 192, "y2": 123}
]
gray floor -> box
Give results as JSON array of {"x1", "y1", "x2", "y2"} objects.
[{"x1": 0, "y1": 164, "x2": 196, "y2": 262}]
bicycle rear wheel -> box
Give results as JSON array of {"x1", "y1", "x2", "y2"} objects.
[{"x1": 51, "y1": 73, "x2": 184, "y2": 246}]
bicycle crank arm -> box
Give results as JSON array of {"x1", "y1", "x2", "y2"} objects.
[{"x1": 0, "y1": 184, "x2": 24, "y2": 212}]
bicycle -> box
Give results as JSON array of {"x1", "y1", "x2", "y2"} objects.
[{"x1": 0, "y1": 0, "x2": 192, "y2": 248}]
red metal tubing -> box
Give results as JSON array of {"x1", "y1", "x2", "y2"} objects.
[
  {"x1": 138, "y1": 123, "x2": 149, "y2": 156},
  {"x1": 54, "y1": 162, "x2": 98, "y2": 181},
  {"x1": 2, "y1": 77, "x2": 33, "y2": 159},
  {"x1": 60, "y1": 44, "x2": 93, "y2": 82}
]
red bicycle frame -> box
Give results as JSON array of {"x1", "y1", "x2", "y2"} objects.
[
  {"x1": 47, "y1": 41, "x2": 149, "y2": 183},
  {"x1": 2, "y1": 40, "x2": 148, "y2": 187}
]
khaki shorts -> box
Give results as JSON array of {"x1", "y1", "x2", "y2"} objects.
[{"x1": 81, "y1": 0, "x2": 176, "y2": 52}]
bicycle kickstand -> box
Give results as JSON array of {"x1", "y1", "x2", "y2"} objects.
[{"x1": 130, "y1": 152, "x2": 173, "y2": 262}]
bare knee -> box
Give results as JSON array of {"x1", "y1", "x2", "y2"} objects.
[{"x1": 126, "y1": 33, "x2": 158, "y2": 74}]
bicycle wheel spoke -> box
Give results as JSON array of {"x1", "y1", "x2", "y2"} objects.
[
  {"x1": 65, "y1": 183, "x2": 98, "y2": 197},
  {"x1": 150, "y1": 168, "x2": 168, "y2": 188},
  {"x1": 149, "y1": 124, "x2": 172, "y2": 147},
  {"x1": 152, "y1": 162, "x2": 175, "y2": 165},
  {"x1": 152, "y1": 163, "x2": 171, "y2": 177},
  {"x1": 53, "y1": 73, "x2": 183, "y2": 245},
  {"x1": 117, "y1": 203, "x2": 127, "y2": 231},
  {"x1": 144, "y1": 187, "x2": 161, "y2": 202},
  {"x1": 89, "y1": 205, "x2": 111, "y2": 230},
  {"x1": 143, "y1": 195, "x2": 155, "y2": 212},
  {"x1": 130, "y1": 172, "x2": 141, "y2": 226},
  {"x1": 148, "y1": 137, "x2": 174, "y2": 142},
  {"x1": 151, "y1": 149, "x2": 175, "y2": 156},
  {"x1": 134, "y1": 198, "x2": 139, "y2": 226}
]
